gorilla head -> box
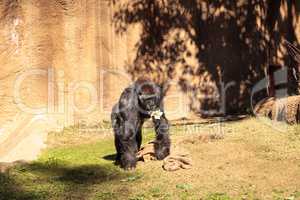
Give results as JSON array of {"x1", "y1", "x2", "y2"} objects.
[{"x1": 135, "y1": 78, "x2": 162, "y2": 113}]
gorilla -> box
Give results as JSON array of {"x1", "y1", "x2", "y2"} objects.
[{"x1": 111, "y1": 78, "x2": 170, "y2": 169}]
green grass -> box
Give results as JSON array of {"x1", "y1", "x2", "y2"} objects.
[
  {"x1": 0, "y1": 127, "x2": 157, "y2": 200},
  {"x1": 1, "y1": 118, "x2": 300, "y2": 200}
]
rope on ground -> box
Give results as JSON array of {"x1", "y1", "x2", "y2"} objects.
[{"x1": 137, "y1": 142, "x2": 192, "y2": 172}]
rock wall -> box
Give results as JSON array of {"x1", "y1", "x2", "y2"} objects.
[
  {"x1": 0, "y1": 0, "x2": 190, "y2": 127},
  {"x1": 0, "y1": 0, "x2": 299, "y2": 125}
]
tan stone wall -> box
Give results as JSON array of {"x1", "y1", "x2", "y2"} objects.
[
  {"x1": 0, "y1": 0, "x2": 299, "y2": 129},
  {"x1": 0, "y1": 0, "x2": 189, "y2": 130}
]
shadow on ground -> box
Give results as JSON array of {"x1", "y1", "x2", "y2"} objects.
[
  {"x1": 103, "y1": 154, "x2": 116, "y2": 161},
  {"x1": 0, "y1": 172, "x2": 42, "y2": 200},
  {"x1": 0, "y1": 162, "x2": 126, "y2": 200}
]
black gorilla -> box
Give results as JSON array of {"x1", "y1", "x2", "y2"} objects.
[{"x1": 111, "y1": 78, "x2": 170, "y2": 169}]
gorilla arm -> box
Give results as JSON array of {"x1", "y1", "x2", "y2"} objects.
[{"x1": 152, "y1": 113, "x2": 171, "y2": 160}]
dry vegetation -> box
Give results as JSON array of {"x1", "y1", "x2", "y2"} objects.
[{"x1": 0, "y1": 117, "x2": 300, "y2": 200}]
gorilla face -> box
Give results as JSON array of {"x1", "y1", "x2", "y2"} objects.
[
  {"x1": 138, "y1": 93, "x2": 159, "y2": 111},
  {"x1": 136, "y1": 80, "x2": 161, "y2": 112}
]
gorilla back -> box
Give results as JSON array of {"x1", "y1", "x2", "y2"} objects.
[{"x1": 111, "y1": 79, "x2": 170, "y2": 170}]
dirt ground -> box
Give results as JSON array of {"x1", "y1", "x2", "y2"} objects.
[
  {"x1": 1, "y1": 117, "x2": 300, "y2": 200},
  {"x1": 125, "y1": 118, "x2": 300, "y2": 200}
]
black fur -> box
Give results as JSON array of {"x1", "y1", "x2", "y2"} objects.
[{"x1": 111, "y1": 80, "x2": 170, "y2": 169}]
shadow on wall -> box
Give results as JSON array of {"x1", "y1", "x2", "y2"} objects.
[{"x1": 111, "y1": 0, "x2": 300, "y2": 116}]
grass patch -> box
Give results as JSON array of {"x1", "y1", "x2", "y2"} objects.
[
  {"x1": 204, "y1": 193, "x2": 232, "y2": 200},
  {"x1": 0, "y1": 118, "x2": 300, "y2": 200}
]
